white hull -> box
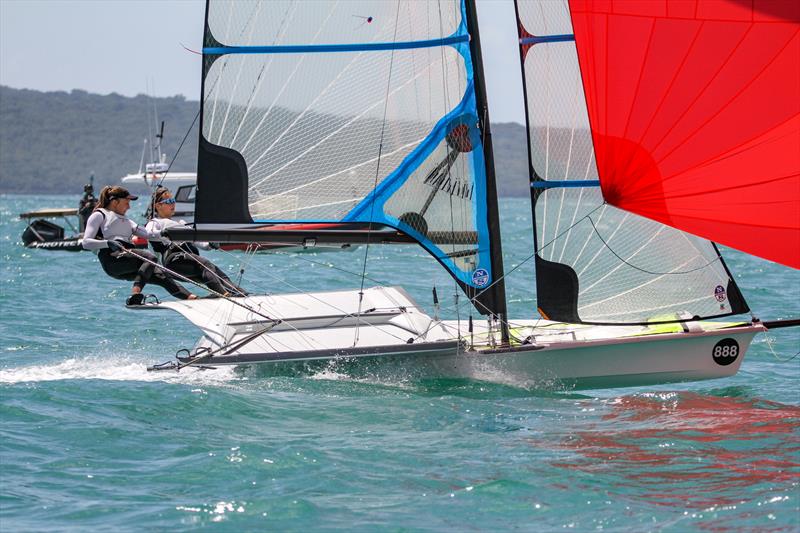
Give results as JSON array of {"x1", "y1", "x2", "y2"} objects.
[{"x1": 141, "y1": 287, "x2": 762, "y2": 390}]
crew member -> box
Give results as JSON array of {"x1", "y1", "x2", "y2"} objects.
[
  {"x1": 146, "y1": 187, "x2": 247, "y2": 297},
  {"x1": 82, "y1": 186, "x2": 196, "y2": 305}
]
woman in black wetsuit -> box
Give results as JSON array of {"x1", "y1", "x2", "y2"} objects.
[
  {"x1": 82, "y1": 186, "x2": 196, "y2": 305},
  {"x1": 146, "y1": 187, "x2": 247, "y2": 297}
]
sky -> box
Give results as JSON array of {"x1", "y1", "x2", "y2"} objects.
[{"x1": 0, "y1": 0, "x2": 526, "y2": 124}]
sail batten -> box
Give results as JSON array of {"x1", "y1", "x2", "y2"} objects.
[{"x1": 203, "y1": 35, "x2": 470, "y2": 55}]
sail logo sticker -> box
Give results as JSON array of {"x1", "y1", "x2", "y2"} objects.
[
  {"x1": 472, "y1": 268, "x2": 489, "y2": 287},
  {"x1": 714, "y1": 285, "x2": 727, "y2": 302},
  {"x1": 712, "y1": 338, "x2": 739, "y2": 366}
]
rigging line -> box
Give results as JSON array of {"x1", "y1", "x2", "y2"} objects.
[
  {"x1": 578, "y1": 224, "x2": 668, "y2": 295},
  {"x1": 765, "y1": 334, "x2": 800, "y2": 363},
  {"x1": 353, "y1": 0, "x2": 403, "y2": 348},
  {"x1": 677, "y1": 227, "x2": 719, "y2": 272},
  {"x1": 572, "y1": 201, "x2": 605, "y2": 267},
  {"x1": 164, "y1": 245, "x2": 328, "y2": 353},
  {"x1": 537, "y1": 202, "x2": 605, "y2": 255},
  {"x1": 576, "y1": 206, "x2": 628, "y2": 278},
  {"x1": 115, "y1": 247, "x2": 276, "y2": 322},
  {"x1": 579, "y1": 291, "x2": 715, "y2": 317},
  {"x1": 579, "y1": 254, "x2": 705, "y2": 310},
  {"x1": 166, "y1": 242, "x2": 248, "y2": 296},
  {"x1": 467, "y1": 202, "x2": 607, "y2": 311},
  {"x1": 265, "y1": 248, "x2": 388, "y2": 286},
  {"x1": 585, "y1": 215, "x2": 722, "y2": 276},
  {"x1": 154, "y1": 109, "x2": 201, "y2": 190}
]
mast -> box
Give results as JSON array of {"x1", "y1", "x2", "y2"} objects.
[
  {"x1": 513, "y1": 0, "x2": 542, "y2": 316},
  {"x1": 464, "y1": 0, "x2": 509, "y2": 343}
]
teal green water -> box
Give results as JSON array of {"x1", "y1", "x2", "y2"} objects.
[{"x1": 2, "y1": 194, "x2": 798, "y2": 531}]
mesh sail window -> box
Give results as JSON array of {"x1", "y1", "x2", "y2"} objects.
[
  {"x1": 197, "y1": 0, "x2": 499, "y2": 294},
  {"x1": 515, "y1": 0, "x2": 748, "y2": 324}
]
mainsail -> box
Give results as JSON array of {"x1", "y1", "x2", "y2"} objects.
[
  {"x1": 515, "y1": 0, "x2": 748, "y2": 324},
  {"x1": 569, "y1": 0, "x2": 800, "y2": 269},
  {"x1": 190, "y1": 0, "x2": 505, "y2": 317}
]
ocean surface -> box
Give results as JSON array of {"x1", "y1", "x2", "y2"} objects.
[{"x1": 1, "y1": 194, "x2": 798, "y2": 531}]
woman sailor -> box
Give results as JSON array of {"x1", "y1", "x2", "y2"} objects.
[
  {"x1": 81, "y1": 186, "x2": 196, "y2": 305},
  {"x1": 146, "y1": 187, "x2": 247, "y2": 298}
]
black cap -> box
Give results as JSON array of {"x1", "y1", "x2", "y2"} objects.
[{"x1": 108, "y1": 188, "x2": 138, "y2": 201}]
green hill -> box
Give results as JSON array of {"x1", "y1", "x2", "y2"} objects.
[{"x1": 0, "y1": 85, "x2": 530, "y2": 197}]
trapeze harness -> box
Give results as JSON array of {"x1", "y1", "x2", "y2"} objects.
[
  {"x1": 146, "y1": 217, "x2": 247, "y2": 297},
  {"x1": 81, "y1": 209, "x2": 193, "y2": 299}
]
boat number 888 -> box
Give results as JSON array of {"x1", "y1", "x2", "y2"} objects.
[{"x1": 712, "y1": 338, "x2": 739, "y2": 366}]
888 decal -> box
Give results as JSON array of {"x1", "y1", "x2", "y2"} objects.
[{"x1": 712, "y1": 338, "x2": 740, "y2": 366}]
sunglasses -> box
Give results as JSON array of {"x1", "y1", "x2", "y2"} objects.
[{"x1": 158, "y1": 198, "x2": 176, "y2": 205}]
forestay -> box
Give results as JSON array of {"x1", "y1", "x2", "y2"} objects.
[
  {"x1": 515, "y1": 0, "x2": 748, "y2": 324},
  {"x1": 194, "y1": 0, "x2": 504, "y2": 309}
]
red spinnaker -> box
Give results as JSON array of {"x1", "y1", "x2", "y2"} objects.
[{"x1": 569, "y1": 0, "x2": 800, "y2": 268}]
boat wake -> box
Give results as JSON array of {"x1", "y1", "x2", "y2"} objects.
[{"x1": 0, "y1": 355, "x2": 241, "y2": 385}]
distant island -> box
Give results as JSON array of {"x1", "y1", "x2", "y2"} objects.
[{"x1": 0, "y1": 85, "x2": 531, "y2": 197}]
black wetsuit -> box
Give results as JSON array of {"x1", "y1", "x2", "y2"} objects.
[
  {"x1": 146, "y1": 217, "x2": 247, "y2": 297},
  {"x1": 156, "y1": 241, "x2": 246, "y2": 297},
  {"x1": 98, "y1": 244, "x2": 193, "y2": 299}
]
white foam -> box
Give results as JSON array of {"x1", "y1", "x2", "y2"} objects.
[{"x1": 0, "y1": 355, "x2": 241, "y2": 385}]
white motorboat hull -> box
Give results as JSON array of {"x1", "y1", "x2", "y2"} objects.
[{"x1": 141, "y1": 287, "x2": 762, "y2": 390}]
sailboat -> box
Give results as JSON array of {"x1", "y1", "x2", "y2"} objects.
[{"x1": 143, "y1": 0, "x2": 799, "y2": 389}]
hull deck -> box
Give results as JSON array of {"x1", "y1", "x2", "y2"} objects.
[{"x1": 140, "y1": 287, "x2": 763, "y2": 389}]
